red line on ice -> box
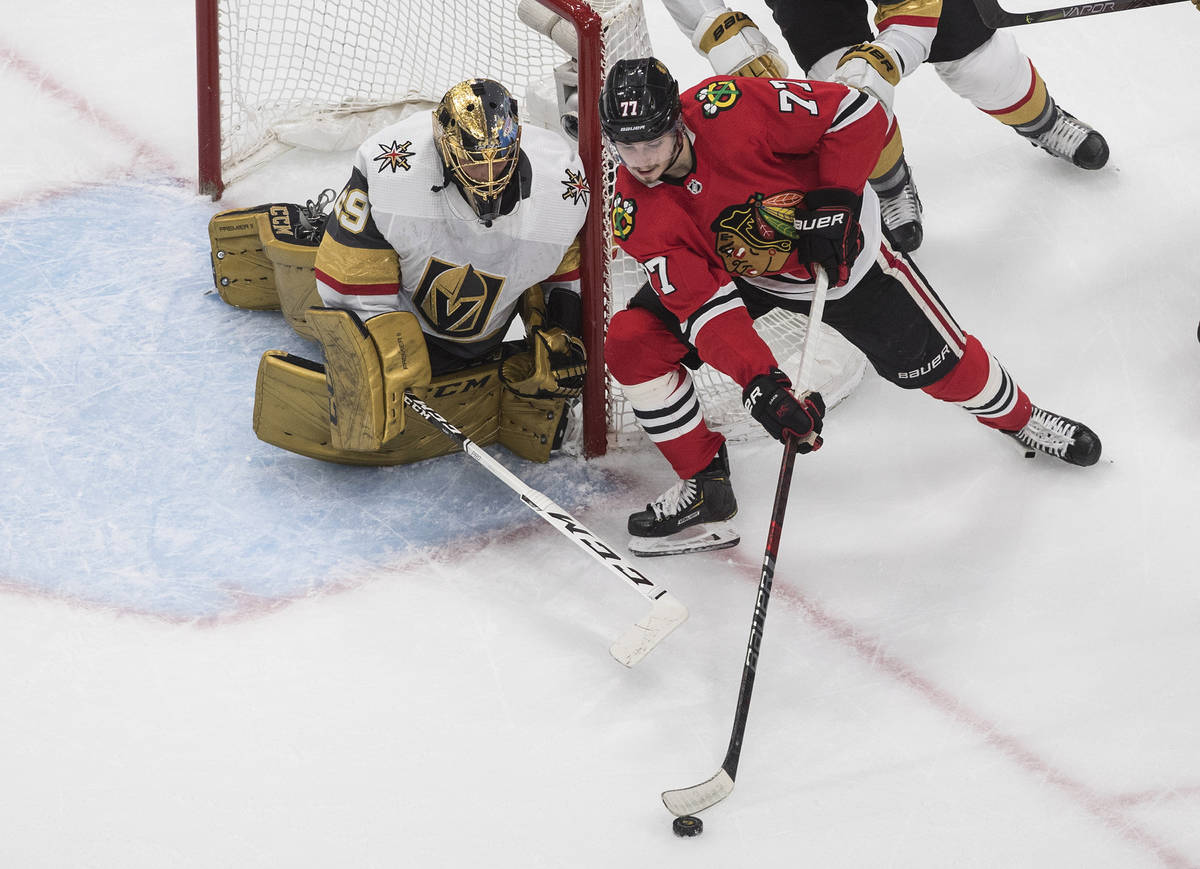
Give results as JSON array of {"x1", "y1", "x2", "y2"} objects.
[
  {"x1": 0, "y1": 40, "x2": 186, "y2": 211},
  {"x1": 766, "y1": 576, "x2": 1196, "y2": 868}
]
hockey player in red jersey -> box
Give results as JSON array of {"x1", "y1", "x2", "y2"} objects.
[{"x1": 599, "y1": 57, "x2": 1100, "y2": 557}]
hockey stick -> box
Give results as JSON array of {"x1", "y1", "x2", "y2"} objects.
[
  {"x1": 403, "y1": 392, "x2": 687, "y2": 667},
  {"x1": 661, "y1": 266, "x2": 829, "y2": 817},
  {"x1": 971, "y1": 0, "x2": 1184, "y2": 27}
]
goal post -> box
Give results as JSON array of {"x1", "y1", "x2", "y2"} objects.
[
  {"x1": 196, "y1": 0, "x2": 222, "y2": 199},
  {"x1": 539, "y1": 1, "x2": 610, "y2": 458}
]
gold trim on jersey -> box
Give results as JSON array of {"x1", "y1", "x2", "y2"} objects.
[
  {"x1": 871, "y1": 124, "x2": 907, "y2": 180},
  {"x1": 988, "y1": 70, "x2": 1050, "y2": 128},
  {"x1": 313, "y1": 233, "x2": 400, "y2": 295},
  {"x1": 548, "y1": 236, "x2": 582, "y2": 281},
  {"x1": 875, "y1": 0, "x2": 943, "y2": 28}
]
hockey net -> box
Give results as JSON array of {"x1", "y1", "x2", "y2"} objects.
[{"x1": 196, "y1": 0, "x2": 864, "y2": 457}]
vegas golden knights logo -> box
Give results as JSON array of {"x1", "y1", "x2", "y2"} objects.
[{"x1": 413, "y1": 258, "x2": 505, "y2": 338}]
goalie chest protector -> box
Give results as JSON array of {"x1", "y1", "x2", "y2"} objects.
[{"x1": 327, "y1": 116, "x2": 590, "y2": 345}]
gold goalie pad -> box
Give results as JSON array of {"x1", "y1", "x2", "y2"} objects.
[
  {"x1": 208, "y1": 201, "x2": 326, "y2": 339},
  {"x1": 253, "y1": 347, "x2": 568, "y2": 465},
  {"x1": 304, "y1": 308, "x2": 432, "y2": 451},
  {"x1": 254, "y1": 306, "x2": 568, "y2": 464}
]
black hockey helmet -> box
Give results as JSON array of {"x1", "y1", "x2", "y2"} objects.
[{"x1": 599, "y1": 57, "x2": 681, "y2": 144}]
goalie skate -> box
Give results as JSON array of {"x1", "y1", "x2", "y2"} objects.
[{"x1": 628, "y1": 445, "x2": 741, "y2": 557}]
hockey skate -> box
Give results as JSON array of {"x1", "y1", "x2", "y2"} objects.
[
  {"x1": 1025, "y1": 108, "x2": 1109, "y2": 170},
  {"x1": 628, "y1": 444, "x2": 740, "y2": 557},
  {"x1": 875, "y1": 166, "x2": 924, "y2": 253},
  {"x1": 1004, "y1": 406, "x2": 1102, "y2": 467}
]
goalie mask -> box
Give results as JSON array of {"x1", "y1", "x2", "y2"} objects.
[{"x1": 433, "y1": 79, "x2": 522, "y2": 224}]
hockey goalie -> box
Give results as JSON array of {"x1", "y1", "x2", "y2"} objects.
[{"x1": 208, "y1": 78, "x2": 590, "y2": 466}]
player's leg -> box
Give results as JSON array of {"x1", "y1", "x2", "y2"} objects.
[
  {"x1": 806, "y1": 60, "x2": 924, "y2": 253},
  {"x1": 606, "y1": 297, "x2": 740, "y2": 555},
  {"x1": 825, "y1": 244, "x2": 1101, "y2": 466},
  {"x1": 865, "y1": 123, "x2": 923, "y2": 254},
  {"x1": 764, "y1": 0, "x2": 924, "y2": 252},
  {"x1": 932, "y1": 30, "x2": 1109, "y2": 170}
]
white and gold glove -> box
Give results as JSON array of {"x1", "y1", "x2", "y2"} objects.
[
  {"x1": 832, "y1": 42, "x2": 901, "y2": 118},
  {"x1": 693, "y1": 9, "x2": 788, "y2": 78}
]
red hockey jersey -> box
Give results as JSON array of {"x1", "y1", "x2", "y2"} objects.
[{"x1": 612, "y1": 76, "x2": 888, "y2": 388}]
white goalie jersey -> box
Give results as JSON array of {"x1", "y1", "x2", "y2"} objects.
[{"x1": 314, "y1": 113, "x2": 590, "y2": 358}]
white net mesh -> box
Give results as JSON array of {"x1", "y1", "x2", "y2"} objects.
[
  {"x1": 209, "y1": 0, "x2": 864, "y2": 451},
  {"x1": 216, "y1": 1, "x2": 568, "y2": 180}
]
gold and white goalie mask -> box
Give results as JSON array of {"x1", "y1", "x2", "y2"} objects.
[{"x1": 433, "y1": 78, "x2": 522, "y2": 224}]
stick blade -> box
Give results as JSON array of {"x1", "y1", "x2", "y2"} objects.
[
  {"x1": 609, "y1": 591, "x2": 688, "y2": 667},
  {"x1": 662, "y1": 768, "x2": 734, "y2": 817}
]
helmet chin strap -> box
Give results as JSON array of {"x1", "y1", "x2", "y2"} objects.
[{"x1": 664, "y1": 126, "x2": 686, "y2": 177}]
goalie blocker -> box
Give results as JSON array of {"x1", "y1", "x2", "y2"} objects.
[{"x1": 208, "y1": 192, "x2": 334, "y2": 340}]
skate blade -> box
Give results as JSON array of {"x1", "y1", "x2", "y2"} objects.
[{"x1": 628, "y1": 523, "x2": 740, "y2": 558}]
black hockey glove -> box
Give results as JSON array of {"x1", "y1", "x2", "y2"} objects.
[
  {"x1": 742, "y1": 368, "x2": 825, "y2": 451},
  {"x1": 793, "y1": 187, "x2": 864, "y2": 287}
]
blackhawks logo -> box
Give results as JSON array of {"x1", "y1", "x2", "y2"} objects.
[
  {"x1": 611, "y1": 192, "x2": 636, "y2": 241},
  {"x1": 695, "y1": 80, "x2": 742, "y2": 117},
  {"x1": 710, "y1": 191, "x2": 805, "y2": 277}
]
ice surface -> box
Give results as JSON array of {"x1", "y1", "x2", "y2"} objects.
[{"x1": 1, "y1": 2, "x2": 1198, "y2": 867}]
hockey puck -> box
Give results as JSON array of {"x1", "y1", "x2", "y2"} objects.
[{"x1": 672, "y1": 815, "x2": 703, "y2": 837}]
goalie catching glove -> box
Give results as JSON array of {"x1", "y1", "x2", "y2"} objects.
[
  {"x1": 693, "y1": 8, "x2": 787, "y2": 78},
  {"x1": 794, "y1": 188, "x2": 864, "y2": 287},
  {"x1": 501, "y1": 326, "x2": 587, "y2": 399},
  {"x1": 501, "y1": 284, "x2": 587, "y2": 399},
  {"x1": 743, "y1": 368, "x2": 825, "y2": 452}
]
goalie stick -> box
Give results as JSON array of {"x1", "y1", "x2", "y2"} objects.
[
  {"x1": 661, "y1": 266, "x2": 829, "y2": 817},
  {"x1": 403, "y1": 392, "x2": 687, "y2": 667},
  {"x1": 971, "y1": 0, "x2": 1185, "y2": 27}
]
